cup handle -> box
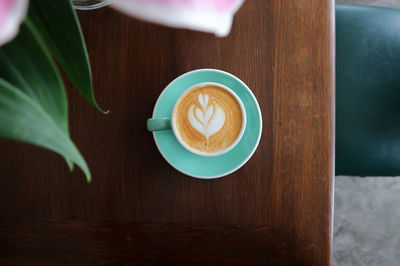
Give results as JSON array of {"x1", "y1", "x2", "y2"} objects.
[{"x1": 147, "y1": 118, "x2": 172, "y2": 131}]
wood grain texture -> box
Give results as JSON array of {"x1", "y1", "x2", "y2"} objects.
[
  {"x1": 0, "y1": 218, "x2": 300, "y2": 265},
  {"x1": 0, "y1": 0, "x2": 335, "y2": 265}
]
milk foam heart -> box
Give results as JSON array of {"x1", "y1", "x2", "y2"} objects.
[
  {"x1": 188, "y1": 93, "x2": 226, "y2": 139},
  {"x1": 173, "y1": 84, "x2": 243, "y2": 154}
]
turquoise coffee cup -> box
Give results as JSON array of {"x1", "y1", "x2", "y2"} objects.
[{"x1": 147, "y1": 82, "x2": 246, "y2": 157}]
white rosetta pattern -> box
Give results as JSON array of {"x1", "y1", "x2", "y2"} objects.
[{"x1": 188, "y1": 94, "x2": 225, "y2": 139}]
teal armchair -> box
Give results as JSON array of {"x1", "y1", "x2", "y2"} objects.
[{"x1": 336, "y1": 5, "x2": 400, "y2": 176}]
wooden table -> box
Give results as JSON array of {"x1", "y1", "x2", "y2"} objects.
[{"x1": 0, "y1": 1, "x2": 335, "y2": 265}]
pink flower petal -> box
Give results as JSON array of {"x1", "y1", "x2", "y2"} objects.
[
  {"x1": 0, "y1": 0, "x2": 29, "y2": 46},
  {"x1": 0, "y1": 0, "x2": 14, "y2": 26},
  {"x1": 109, "y1": 0, "x2": 243, "y2": 37}
]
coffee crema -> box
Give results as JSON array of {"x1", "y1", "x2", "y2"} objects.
[{"x1": 173, "y1": 84, "x2": 243, "y2": 154}]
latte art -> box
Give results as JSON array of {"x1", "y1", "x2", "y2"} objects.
[
  {"x1": 188, "y1": 94, "x2": 225, "y2": 139},
  {"x1": 173, "y1": 84, "x2": 244, "y2": 154}
]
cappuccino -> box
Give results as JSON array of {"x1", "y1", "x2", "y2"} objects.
[{"x1": 173, "y1": 84, "x2": 244, "y2": 154}]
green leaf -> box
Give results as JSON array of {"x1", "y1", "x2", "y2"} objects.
[
  {"x1": 0, "y1": 21, "x2": 90, "y2": 182},
  {"x1": 27, "y1": 0, "x2": 107, "y2": 113},
  {"x1": 0, "y1": 79, "x2": 90, "y2": 181}
]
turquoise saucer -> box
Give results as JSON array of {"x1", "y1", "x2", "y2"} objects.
[{"x1": 152, "y1": 69, "x2": 262, "y2": 179}]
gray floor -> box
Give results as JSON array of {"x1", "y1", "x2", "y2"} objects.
[
  {"x1": 333, "y1": 1, "x2": 400, "y2": 265},
  {"x1": 334, "y1": 177, "x2": 400, "y2": 266},
  {"x1": 336, "y1": 0, "x2": 400, "y2": 8}
]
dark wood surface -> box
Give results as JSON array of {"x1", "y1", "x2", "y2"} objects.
[{"x1": 0, "y1": 0, "x2": 335, "y2": 265}]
